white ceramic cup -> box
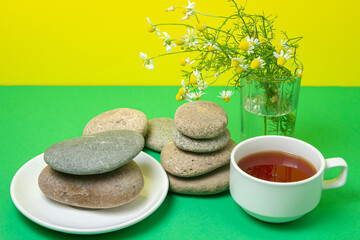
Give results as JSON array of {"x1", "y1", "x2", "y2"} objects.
[{"x1": 230, "y1": 136, "x2": 348, "y2": 223}]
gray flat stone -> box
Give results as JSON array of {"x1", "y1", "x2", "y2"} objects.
[
  {"x1": 161, "y1": 140, "x2": 236, "y2": 177},
  {"x1": 174, "y1": 101, "x2": 228, "y2": 139},
  {"x1": 44, "y1": 130, "x2": 144, "y2": 175},
  {"x1": 167, "y1": 164, "x2": 230, "y2": 195},
  {"x1": 173, "y1": 128, "x2": 231, "y2": 153},
  {"x1": 83, "y1": 108, "x2": 148, "y2": 136},
  {"x1": 145, "y1": 118, "x2": 175, "y2": 152},
  {"x1": 38, "y1": 161, "x2": 144, "y2": 209}
]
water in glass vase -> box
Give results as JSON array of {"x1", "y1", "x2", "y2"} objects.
[{"x1": 240, "y1": 94, "x2": 297, "y2": 140}]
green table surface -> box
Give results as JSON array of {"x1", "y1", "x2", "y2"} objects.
[{"x1": 1, "y1": 86, "x2": 359, "y2": 239}]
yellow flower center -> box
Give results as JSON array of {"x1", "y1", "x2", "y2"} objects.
[
  {"x1": 195, "y1": 23, "x2": 206, "y2": 32},
  {"x1": 250, "y1": 59, "x2": 261, "y2": 69},
  {"x1": 176, "y1": 93, "x2": 184, "y2": 101},
  {"x1": 190, "y1": 76, "x2": 198, "y2": 84},
  {"x1": 277, "y1": 57, "x2": 286, "y2": 67},
  {"x1": 194, "y1": 95, "x2": 201, "y2": 100},
  {"x1": 276, "y1": 46, "x2": 285, "y2": 54},
  {"x1": 239, "y1": 39, "x2": 250, "y2": 51},
  {"x1": 147, "y1": 25, "x2": 155, "y2": 33},
  {"x1": 231, "y1": 59, "x2": 240, "y2": 67},
  {"x1": 178, "y1": 87, "x2": 186, "y2": 95},
  {"x1": 222, "y1": 96, "x2": 231, "y2": 102},
  {"x1": 181, "y1": 7, "x2": 187, "y2": 14},
  {"x1": 180, "y1": 59, "x2": 186, "y2": 66},
  {"x1": 174, "y1": 39, "x2": 185, "y2": 45},
  {"x1": 235, "y1": 66, "x2": 244, "y2": 74},
  {"x1": 208, "y1": 46, "x2": 215, "y2": 52},
  {"x1": 297, "y1": 69, "x2": 303, "y2": 78}
]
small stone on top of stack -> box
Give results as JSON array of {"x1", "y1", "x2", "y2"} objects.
[{"x1": 161, "y1": 101, "x2": 236, "y2": 195}]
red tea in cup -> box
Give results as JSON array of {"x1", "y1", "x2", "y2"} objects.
[{"x1": 237, "y1": 151, "x2": 317, "y2": 183}]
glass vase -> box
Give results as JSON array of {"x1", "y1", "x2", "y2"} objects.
[{"x1": 239, "y1": 75, "x2": 301, "y2": 141}]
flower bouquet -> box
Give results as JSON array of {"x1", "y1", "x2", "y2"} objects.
[{"x1": 140, "y1": 0, "x2": 303, "y2": 139}]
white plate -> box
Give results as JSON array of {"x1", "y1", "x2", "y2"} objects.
[{"x1": 10, "y1": 151, "x2": 169, "y2": 234}]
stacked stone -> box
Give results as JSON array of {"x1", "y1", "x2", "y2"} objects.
[
  {"x1": 38, "y1": 108, "x2": 148, "y2": 209},
  {"x1": 161, "y1": 101, "x2": 236, "y2": 195},
  {"x1": 145, "y1": 118, "x2": 175, "y2": 152}
]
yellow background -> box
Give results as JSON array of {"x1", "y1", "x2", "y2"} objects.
[{"x1": 0, "y1": 0, "x2": 359, "y2": 86}]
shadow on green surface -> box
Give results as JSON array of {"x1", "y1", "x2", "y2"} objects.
[
  {"x1": 232, "y1": 187, "x2": 360, "y2": 233},
  {"x1": 170, "y1": 190, "x2": 230, "y2": 199}
]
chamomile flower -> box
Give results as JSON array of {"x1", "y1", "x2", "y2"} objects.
[
  {"x1": 184, "y1": 28, "x2": 199, "y2": 49},
  {"x1": 181, "y1": 1, "x2": 196, "y2": 20},
  {"x1": 189, "y1": 69, "x2": 201, "y2": 84},
  {"x1": 186, "y1": 90, "x2": 205, "y2": 101},
  {"x1": 160, "y1": 32, "x2": 176, "y2": 52},
  {"x1": 229, "y1": 55, "x2": 245, "y2": 68},
  {"x1": 165, "y1": 6, "x2": 175, "y2": 12},
  {"x1": 248, "y1": 36, "x2": 261, "y2": 46},
  {"x1": 273, "y1": 50, "x2": 291, "y2": 67},
  {"x1": 197, "y1": 79, "x2": 208, "y2": 91},
  {"x1": 140, "y1": 52, "x2": 154, "y2": 70},
  {"x1": 276, "y1": 39, "x2": 292, "y2": 55},
  {"x1": 180, "y1": 57, "x2": 195, "y2": 66},
  {"x1": 297, "y1": 69, "x2": 303, "y2": 78},
  {"x1": 239, "y1": 36, "x2": 259, "y2": 54},
  {"x1": 250, "y1": 57, "x2": 266, "y2": 69},
  {"x1": 146, "y1": 17, "x2": 161, "y2": 36},
  {"x1": 195, "y1": 23, "x2": 206, "y2": 32},
  {"x1": 235, "y1": 63, "x2": 249, "y2": 74},
  {"x1": 203, "y1": 41, "x2": 219, "y2": 52},
  {"x1": 218, "y1": 90, "x2": 234, "y2": 102},
  {"x1": 176, "y1": 93, "x2": 185, "y2": 101}
]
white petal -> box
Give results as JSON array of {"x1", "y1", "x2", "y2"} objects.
[
  {"x1": 166, "y1": 45, "x2": 172, "y2": 52},
  {"x1": 181, "y1": 79, "x2": 186, "y2": 88},
  {"x1": 163, "y1": 32, "x2": 169, "y2": 38},
  {"x1": 140, "y1": 52, "x2": 147, "y2": 59},
  {"x1": 146, "y1": 17, "x2": 152, "y2": 25}
]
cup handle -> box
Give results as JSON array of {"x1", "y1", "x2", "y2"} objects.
[{"x1": 322, "y1": 157, "x2": 348, "y2": 190}]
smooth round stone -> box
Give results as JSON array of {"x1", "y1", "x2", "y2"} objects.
[
  {"x1": 161, "y1": 140, "x2": 236, "y2": 177},
  {"x1": 83, "y1": 108, "x2": 148, "y2": 136},
  {"x1": 173, "y1": 128, "x2": 231, "y2": 153},
  {"x1": 38, "y1": 161, "x2": 144, "y2": 209},
  {"x1": 145, "y1": 118, "x2": 175, "y2": 152},
  {"x1": 44, "y1": 130, "x2": 145, "y2": 175},
  {"x1": 174, "y1": 101, "x2": 228, "y2": 139},
  {"x1": 168, "y1": 164, "x2": 230, "y2": 195}
]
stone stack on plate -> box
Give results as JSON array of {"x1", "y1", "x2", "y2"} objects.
[
  {"x1": 161, "y1": 101, "x2": 236, "y2": 195},
  {"x1": 38, "y1": 107, "x2": 149, "y2": 209}
]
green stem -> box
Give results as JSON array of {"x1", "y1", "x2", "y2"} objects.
[
  {"x1": 150, "y1": 50, "x2": 200, "y2": 60},
  {"x1": 194, "y1": 11, "x2": 230, "y2": 19},
  {"x1": 155, "y1": 23, "x2": 194, "y2": 28},
  {"x1": 264, "y1": 116, "x2": 267, "y2": 135}
]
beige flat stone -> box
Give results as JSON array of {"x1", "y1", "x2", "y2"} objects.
[
  {"x1": 145, "y1": 118, "x2": 175, "y2": 152},
  {"x1": 161, "y1": 140, "x2": 236, "y2": 177},
  {"x1": 38, "y1": 161, "x2": 144, "y2": 209},
  {"x1": 168, "y1": 164, "x2": 230, "y2": 195},
  {"x1": 83, "y1": 108, "x2": 148, "y2": 136},
  {"x1": 174, "y1": 101, "x2": 228, "y2": 139}
]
